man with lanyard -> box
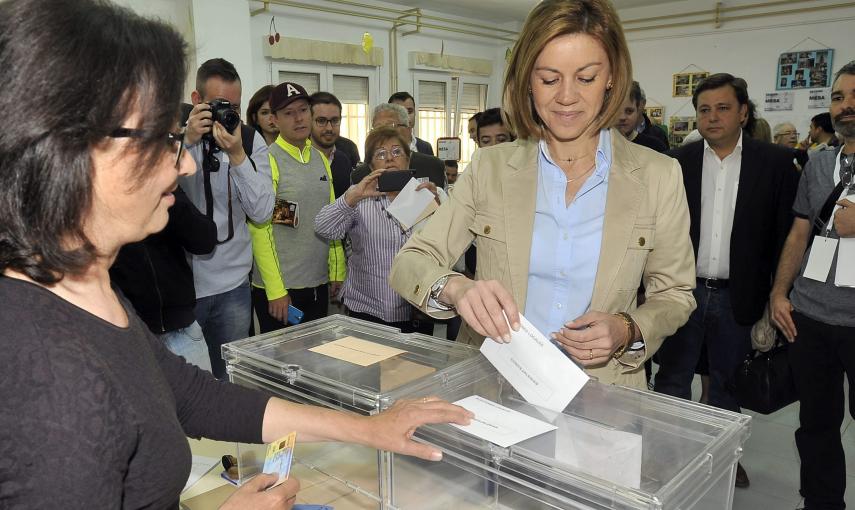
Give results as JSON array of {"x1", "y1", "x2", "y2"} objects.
[
  {"x1": 249, "y1": 82, "x2": 346, "y2": 333},
  {"x1": 770, "y1": 61, "x2": 855, "y2": 510}
]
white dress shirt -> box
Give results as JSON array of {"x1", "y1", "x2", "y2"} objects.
[{"x1": 697, "y1": 133, "x2": 743, "y2": 279}]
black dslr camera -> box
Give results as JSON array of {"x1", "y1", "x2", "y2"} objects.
[{"x1": 203, "y1": 99, "x2": 241, "y2": 145}]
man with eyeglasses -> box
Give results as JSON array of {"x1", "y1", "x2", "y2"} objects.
[
  {"x1": 248, "y1": 82, "x2": 346, "y2": 334},
  {"x1": 350, "y1": 103, "x2": 447, "y2": 189},
  {"x1": 770, "y1": 61, "x2": 855, "y2": 510},
  {"x1": 309, "y1": 92, "x2": 353, "y2": 198},
  {"x1": 179, "y1": 58, "x2": 274, "y2": 379}
]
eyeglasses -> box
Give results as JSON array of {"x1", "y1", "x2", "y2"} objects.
[
  {"x1": 372, "y1": 146, "x2": 406, "y2": 161},
  {"x1": 314, "y1": 117, "x2": 341, "y2": 128},
  {"x1": 777, "y1": 131, "x2": 799, "y2": 138},
  {"x1": 109, "y1": 127, "x2": 185, "y2": 169}
]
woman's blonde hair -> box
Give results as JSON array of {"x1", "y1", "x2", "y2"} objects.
[{"x1": 503, "y1": 0, "x2": 632, "y2": 140}]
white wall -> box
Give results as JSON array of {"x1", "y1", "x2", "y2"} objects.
[
  {"x1": 246, "y1": 0, "x2": 512, "y2": 110},
  {"x1": 618, "y1": 0, "x2": 855, "y2": 138}
]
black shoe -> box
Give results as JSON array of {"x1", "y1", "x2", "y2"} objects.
[{"x1": 735, "y1": 462, "x2": 749, "y2": 488}]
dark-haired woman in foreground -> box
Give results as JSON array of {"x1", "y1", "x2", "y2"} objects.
[{"x1": 0, "y1": 1, "x2": 470, "y2": 509}]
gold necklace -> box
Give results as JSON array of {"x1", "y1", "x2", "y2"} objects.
[{"x1": 565, "y1": 165, "x2": 594, "y2": 182}]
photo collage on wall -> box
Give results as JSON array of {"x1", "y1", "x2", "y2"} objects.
[
  {"x1": 645, "y1": 106, "x2": 664, "y2": 127},
  {"x1": 669, "y1": 116, "x2": 697, "y2": 147},
  {"x1": 672, "y1": 72, "x2": 709, "y2": 97},
  {"x1": 776, "y1": 49, "x2": 834, "y2": 90}
]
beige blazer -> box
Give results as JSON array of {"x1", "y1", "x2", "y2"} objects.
[{"x1": 389, "y1": 130, "x2": 696, "y2": 388}]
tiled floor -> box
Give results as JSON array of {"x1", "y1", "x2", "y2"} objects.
[{"x1": 690, "y1": 375, "x2": 855, "y2": 510}]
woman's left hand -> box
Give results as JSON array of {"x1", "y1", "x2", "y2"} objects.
[
  {"x1": 363, "y1": 396, "x2": 473, "y2": 461},
  {"x1": 416, "y1": 181, "x2": 441, "y2": 205},
  {"x1": 551, "y1": 311, "x2": 629, "y2": 367}
]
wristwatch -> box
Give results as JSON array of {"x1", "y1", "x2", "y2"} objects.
[{"x1": 429, "y1": 275, "x2": 455, "y2": 309}]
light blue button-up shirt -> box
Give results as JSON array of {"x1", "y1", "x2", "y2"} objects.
[{"x1": 524, "y1": 129, "x2": 611, "y2": 337}]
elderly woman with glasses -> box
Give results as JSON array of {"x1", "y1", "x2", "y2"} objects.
[
  {"x1": 0, "y1": 2, "x2": 472, "y2": 508},
  {"x1": 315, "y1": 127, "x2": 439, "y2": 330}
]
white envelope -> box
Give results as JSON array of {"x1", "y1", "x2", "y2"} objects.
[
  {"x1": 385, "y1": 177, "x2": 436, "y2": 229},
  {"x1": 450, "y1": 395, "x2": 557, "y2": 448},
  {"x1": 480, "y1": 315, "x2": 590, "y2": 412}
]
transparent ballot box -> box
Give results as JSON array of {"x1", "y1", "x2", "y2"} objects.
[
  {"x1": 224, "y1": 316, "x2": 751, "y2": 509},
  {"x1": 222, "y1": 315, "x2": 484, "y2": 493}
]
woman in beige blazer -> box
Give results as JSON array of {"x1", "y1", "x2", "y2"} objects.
[{"x1": 389, "y1": 0, "x2": 696, "y2": 389}]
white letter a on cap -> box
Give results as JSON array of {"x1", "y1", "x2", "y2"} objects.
[{"x1": 286, "y1": 84, "x2": 300, "y2": 97}]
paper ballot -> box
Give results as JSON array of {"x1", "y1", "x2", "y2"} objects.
[
  {"x1": 385, "y1": 178, "x2": 437, "y2": 229},
  {"x1": 480, "y1": 315, "x2": 589, "y2": 412},
  {"x1": 450, "y1": 395, "x2": 557, "y2": 448}
]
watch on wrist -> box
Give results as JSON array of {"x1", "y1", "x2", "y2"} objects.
[{"x1": 430, "y1": 275, "x2": 454, "y2": 308}]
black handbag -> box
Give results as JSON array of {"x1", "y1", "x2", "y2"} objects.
[{"x1": 733, "y1": 336, "x2": 798, "y2": 414}]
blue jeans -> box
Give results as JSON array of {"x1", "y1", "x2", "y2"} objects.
[
  {"x1": 195, "y1": 279, "x2": 251, "y2": 379},
  {"x1": 653, "y1": 285, "x2": 752, "y2": 412},
  {"x1": 158, "y1": 320, "x2": 212, "y2": 372}
]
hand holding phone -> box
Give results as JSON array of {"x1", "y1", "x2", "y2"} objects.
[{"x1": 377, "y1": 169, "x2": 415, "y2": 192}]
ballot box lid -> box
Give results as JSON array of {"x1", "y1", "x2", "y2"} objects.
[{"x1": 223, "y1": 315, "x2": 484, "y2": 414}]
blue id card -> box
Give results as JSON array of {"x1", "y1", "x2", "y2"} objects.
[{"x1": 287, "y1": 304, "x2": 304, "y2": 325}]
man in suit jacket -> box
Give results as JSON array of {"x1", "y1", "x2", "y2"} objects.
[
  {"x1": 351, "y1": 103, "x2": 446, "y2": 189},
  {"x1": 652, "y1": 73, "x2": 799, "y2": 487},
  {"x1": 389, "y1": 130, "x2": 696, "y2": 389},
  {"x1": 390, "y1": 91, "x2": 434, "y2": 155}
]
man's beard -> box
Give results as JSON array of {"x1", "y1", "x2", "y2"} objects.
[
  {"x1": 313, "y1": 134, "x2": 336, "y2": 150},
  {"x1": 833, "y1": 108, "x2": 855, "y2": 139}
]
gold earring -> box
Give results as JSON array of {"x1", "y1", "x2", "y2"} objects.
[{"x1": 607, "y1": 81, "x2": 613, "y2": 90}]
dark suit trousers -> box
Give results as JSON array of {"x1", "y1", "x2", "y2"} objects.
[
  {"x1": 653, "y1": 286, "x2": 752, "y2": 412},
  {"x1": 789, "y1": 310, "x2": 855, "y2": 510}
]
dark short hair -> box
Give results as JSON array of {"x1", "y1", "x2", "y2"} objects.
[
  {"x1": 246, "y1": 85, "x2": 275, "y2": 132},
  {"x1": 444, "y1": 160, "x2": 458, "y2": 168},
  {"x1": 310, "y1": 92, "x2": 343, "y2": 113},
  {"x1": 0, "y1": 0, "x2": 187, "y2": 284},
  {"x1": 365, "y1": 126, "x2": 411, "y2": 165},
  {"x1": 477, "y1": 107, "x2": 514, "y2": 140},
  {"x1": 629, "y1": 81, "x2": 645, "y2": 106},
  {"x1": 833, "y1": 60, "x2": 855, "y2": 87},
  {"x1": 195, "y1": 58, "x2": 240, "y2": 98},
  {"x1": 692, "y1": 73, "x2": 749, "y2": 109},
  {"x1": 470, "y1": 111, "x2": 483, "y2": 124},
  {"x1": 388, "y1": 91, "x2": 415, "y2": 105},
  {"x1": 812, "y1": 112, "x2": 834, "y2": 134}
]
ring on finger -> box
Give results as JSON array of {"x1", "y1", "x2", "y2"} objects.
[
  {"x1": 422, "y1": 397, "x2": 428, "y2": 404},
  {"x1": 589, "y1": 349, "x2": 594, "y2": 360}
]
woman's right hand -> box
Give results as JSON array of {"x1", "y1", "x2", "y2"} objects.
[
  {"x1": 219, "y1": 473, "x2": 300, "y2": 510},
  {"x1": 344, "y1": 170, "x2": 384, "y2": 207},
  {"x1": 441, "y1": 277, "x2": 520, "y2": 342}
]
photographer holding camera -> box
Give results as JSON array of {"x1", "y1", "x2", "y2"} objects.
[{"x1": 181, "y1": 58, "x2": 274, "y2": 379}]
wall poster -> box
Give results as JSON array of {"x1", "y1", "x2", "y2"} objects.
[
  {"x1": 764, "y1": 91, "x2": 794, "y2": 111},
  {"x1": 776, "y1": 49, "x2": 833, "y2": 90},
  {"x1": 669, "y1": 116, "x2": 697, "y2": 147},
  {"x1": 645, "y1": 106, "x2": 664, "y2": 126},
  {"x1": 672, "y1": 72, "x2": 709, "y2": 97}
]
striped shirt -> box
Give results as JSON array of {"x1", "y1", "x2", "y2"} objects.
[{"x1": 314, "y1": 194, "x2": 413, "y2": 322}]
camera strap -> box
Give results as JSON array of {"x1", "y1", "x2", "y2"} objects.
[{"x1": 202, "y1": 142, "x2": 235, "y2": 245}]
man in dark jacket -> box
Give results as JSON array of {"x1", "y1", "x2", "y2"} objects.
[{"x1": 110, "y1": 187, "x2": 217, "y2": 370}]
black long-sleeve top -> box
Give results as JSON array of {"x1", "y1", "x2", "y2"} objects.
[
  {"x1": 110, "y1": 187, "x2": 217, "y2": 333},
  {"x1": 0, "y1": 276, "x2": 270, "y2": 509}
]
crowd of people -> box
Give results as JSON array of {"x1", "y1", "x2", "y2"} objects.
[{"x1": 1, "y1": 0, "x2": 854, "y2": 509}]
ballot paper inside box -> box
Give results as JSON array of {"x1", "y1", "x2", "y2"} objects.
[
  {"x1": 224, "y1": 316, "x2": 750, "y2": 509},
  {"x1": 222, "y1": 315, "x2": 485, "y2": 491}
]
